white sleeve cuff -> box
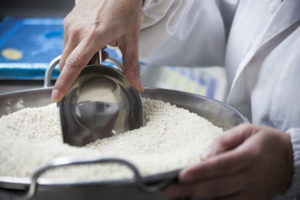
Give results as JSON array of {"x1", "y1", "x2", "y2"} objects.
[{"x1": 284, "y1": 128, "x2": 300, "y2": 199}]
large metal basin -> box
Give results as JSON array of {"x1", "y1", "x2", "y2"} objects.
[
  {"x1": 0, "y1": 87, "x2": 247, "y2": 200},
  {"x1": 0, "y1": 55, "x2": 248, "y2": 200}
]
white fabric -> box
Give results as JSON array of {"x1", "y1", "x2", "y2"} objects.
[
  {"x1": 140, "y1": 0, "x2": 225, "y2": 66},
  {"x1": 139, "y1": 0, "x2": 300, "y2": 199}
]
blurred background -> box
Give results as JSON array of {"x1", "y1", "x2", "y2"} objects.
[
  {"x1": 0, "y1": 0, "x2": 72, "y2": 93},
  {"x1": 0, "y1": 0, "x2": 74, "y2": 18}
]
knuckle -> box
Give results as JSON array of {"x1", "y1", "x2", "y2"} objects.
[
  {"x1": 88, "y1": 22, "x2": 105, "y2": 37},
  {"x1": 241, "y1": 123, "x2": 252, "y2": 131},
  {"x1": 72, "y1": 25, "x2": 83, "y2": 34},
  {"x1": 63, "y1": 17, "x2": 71, "y2": 30},
  {"x1": 124, "y1": 66, "x2": 140, "y2": 79},
  {"x1": 65, "y1": 56, "x2": 82, "y2": 70},
  {"x1": 129, "y1": 62, "x2": 140, "y2": 73},
  {"x1": 69, "y1": 29, "x2": 81, "y2": 41},
  {"x1": 64, "y1": 23, "x2": 82, "y2": 39},
  {"x1": 62, "y1": 18, "x2": 68, "y2": 27},
  {"x1": 239, "y1": 123, "x2": 255, "y2": 136}
]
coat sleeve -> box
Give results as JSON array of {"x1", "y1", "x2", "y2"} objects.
[
  {"x1": 139, "y1": 0, "x2": 238, "y2": 66},
  {"x1": 284, "y1": 129, "x2": 300, "y2": 199}
]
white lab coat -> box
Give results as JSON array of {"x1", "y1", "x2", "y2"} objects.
[{"x1": 140, "y1": 0, "x2": 300, "y2": 199}]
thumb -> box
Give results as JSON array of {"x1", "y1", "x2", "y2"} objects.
[{"x1": 202, "y1": 123, "x2": 253, "y2": 160}]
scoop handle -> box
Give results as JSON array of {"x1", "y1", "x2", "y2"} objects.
[
  {"x1": 88, "y1": 51, "x2": 102, "y2": 65},
  {"x1": 44, "y1": 54, "x2": 124, "y2": 88}
]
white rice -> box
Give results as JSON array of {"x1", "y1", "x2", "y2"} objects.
[{"x1": 0, "y1": 98, "x2": 223, "y2": 182}]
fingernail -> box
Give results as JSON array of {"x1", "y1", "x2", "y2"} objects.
[
  {"x1": 201, "y1": 147, "x2": 215, "y2": 160},
  {"x1": 51, "y1": 89, "x2": 61, "y2": 102}
]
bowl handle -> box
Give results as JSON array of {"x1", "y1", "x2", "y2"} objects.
[
  {"x1": 43, "y1": 55, "x2": 61, "y2": 88},
  {"x1": 22, "y1": 157, "x2": 155, "y2": 200},
  {"x1": 43, "y1": 55, "x2": 124, "y2": 88}
]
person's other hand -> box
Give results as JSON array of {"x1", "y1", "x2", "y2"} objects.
[
  {"x1": 52, "y1": 0, "x2": 144, "y2": 101},
  {"x1": 165, "y1": 124, "x2": 293, "y2": 200}
]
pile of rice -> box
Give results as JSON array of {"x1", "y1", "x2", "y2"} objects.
[{"x1": 0, "y1": 98, "x2": 223, "y2": 181}]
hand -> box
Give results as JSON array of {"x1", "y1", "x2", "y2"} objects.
[
  {"x1": 165, "y1": 124, "x2": 293, "y2": 200},
  {"x1": 52, "y1": 0, "x2": 144, "y2": 101}
]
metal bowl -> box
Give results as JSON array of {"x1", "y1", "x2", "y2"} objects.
[
  {"x1": 0, "y1": 57, "x2": 247, "y2": 200},
  {"x1": 0, "y1": 87, "x2": 247, "y2": 200}
]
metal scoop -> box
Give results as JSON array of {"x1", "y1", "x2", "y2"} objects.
[{"x1": 58, "y1": 52, "x2": 144, "y2": 146}]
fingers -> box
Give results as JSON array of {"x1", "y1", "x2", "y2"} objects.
[
  {"x1": 59, "y1": 37, "x2": 79, "y2": 72},
  {"x1": 166, "y1": 125, "x2": 290, "y2": 200},
  {"x1": 179, "y1": 124, "x2": 256, "y2": 183},
  {"x1": 55, "y1": 0, "x2": 143, "y2": 100},
  {"x1": 119, "y1": 30, "x2": 144, "y2": 92},
  {"x1": 60, "y1": 17, "x2": 81, "y2": 72},
  {"x1": 165, "y1": 174, "x2": 244, "y2": 199},
  {"x1": 179, "y1": 146, "x2": 252, "y2": 183},
  {"x1": 202, "y1": 123, "x2": 254, "y2": 160},
  {"x1": 52, "y1": 37, "x2": 99, "y2": 101}
]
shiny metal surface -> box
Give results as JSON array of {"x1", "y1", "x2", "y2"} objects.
[
  {"x1": 43, "y1": 55, "x2": 61, "y2": 88},
  {"x1": 59, "y1": 65, "x2": 144, "y2": 146},
  {"x1": 45, "y1": 55, "x2": 144, "y2": 147},
  {"x1": 25, "y1": 157, "x2": 151, "y2": 200},
  {"x1": 142, "y1": 88, "x2": 248, "y2": 130},
  {"x1": 0, "y1": 87, "x2": 247, "y2": 200}
]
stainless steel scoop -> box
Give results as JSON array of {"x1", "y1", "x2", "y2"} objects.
[{"x1": 58, "y1": 53, "x2": 144, "y2": 146}]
